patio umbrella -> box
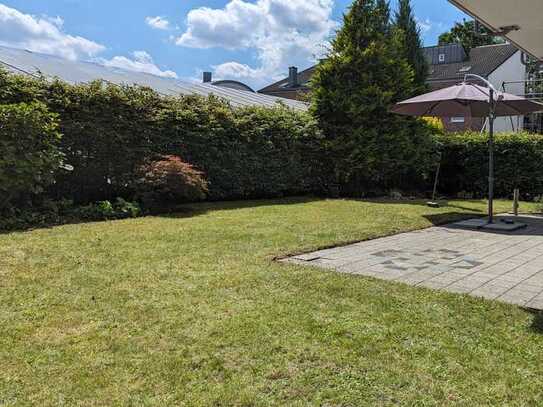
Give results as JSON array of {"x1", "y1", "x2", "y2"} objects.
[{"x1": 391, "y1": 74, "x2": 543, "y2": 224}]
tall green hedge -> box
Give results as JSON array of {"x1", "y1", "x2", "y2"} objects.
[
  {"x1": 157, "y1": 97, "x2": 325, "y2": 199},
  {"x1": 439, "y1": 132, "x2": 543, "y2": 199},
  {"x1": 3, "y1": 67, "x2": 542, "y2": 211},
  {"x1": 0, "y1": 101, "x2": 61, "y2": 211},
  {"x1": 0, "y1": 69, "x2": 324, "y2": 204}
]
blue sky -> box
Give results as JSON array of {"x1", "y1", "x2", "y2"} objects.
[{"x1": 0, "y1": 0, "x2": 468, "y2": 89}]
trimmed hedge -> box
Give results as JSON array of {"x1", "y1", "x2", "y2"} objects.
[
  {"x1": 0, "y1": 101, "x2": 61, "y2": 211},
  {"x1": 439, "y1": 131, "x2": 543, "y2": 199},
  {"x1": 0, "y1": 69, "x2": 324, "y2": 205},
  {"x1": 3, "y1": 67, "x2": 543, "y2": 223},
  {"x1": 157, "y1": 97, "x2": 326, "y2": 200}
]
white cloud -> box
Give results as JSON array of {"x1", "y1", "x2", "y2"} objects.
[
  {"x1": 177, "y1": 0, "x2": 337, "y2": 88},
  {"x1": 0, "y1": 4, "x2": 178, "y2": 79},
  {"x1": 213, "y1": 61, "x2": 265, "y2": 82},
  {"x1": 0, "y1": 3, "x2": 104, "y2": 60},
  {"x1": 416, "y1": 18, "x2": 432, "y2": 33},
  {"x1": 146, "y1": 16, "x2": 171, "y2": 30},
  {"x1": 44, "y1": 15, "x2": 64, "y2": 29},
  {"x1": 98, "y1": 51, "x2": 178, "y2": 78}
]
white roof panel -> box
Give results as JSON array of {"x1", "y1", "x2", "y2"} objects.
[
  {"x1": 0, "y1": 46, "x2": 309, "y2": 111},
  {"x1": 449, "y1": 0, "x2": 543, "y2": 60}
]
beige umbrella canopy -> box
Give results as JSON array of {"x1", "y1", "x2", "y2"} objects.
[
  {"x1": 391, "y1": 82, "x2": 543, "y2": 118},
  {"x1": 392, "y1": 75, "x2": 543, "y2": 224}
]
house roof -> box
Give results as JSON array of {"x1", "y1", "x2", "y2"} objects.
[
  {"x1": 258, "y1": 65, "x2": 316, "y2": 95},
  {"x1": 426, "y1": 43, "x2": 519, "y2": 87},
  {"x1": 0, "y1": 45, "x2": 308, "y2": 111},
  {"x1": 259, "y1": 43, "x2": 520, "y2": 94},
  {"x1": 211, "y1": 80, "x2": 255, "y2": 93}
]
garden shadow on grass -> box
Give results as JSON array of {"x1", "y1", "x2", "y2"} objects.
[
  {"x1": 352, "y1": 198, "x2": 486, "y2": 226},
  {"x1": 527, "y1": 310, "x2": 543, "y2": 334},
  {"x1": 357, "y1": 198, "x2": 487, "y2": 213},
  {"x1": 0, "y1": 196, "x2": 499, "y2": 234},
  {"x1": 161, "y1": 197, "x2": 487, "y2": 224},
  {"x1": 1, "y1": 197, "x2": 322, "y2": 234},
  {"x1": 157, "y1": 196, "x2": 322, "y2": 220}
]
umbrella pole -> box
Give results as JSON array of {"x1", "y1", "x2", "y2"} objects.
[{"x1": 488, "y1": 89, "x2": 495, "y2": 224}]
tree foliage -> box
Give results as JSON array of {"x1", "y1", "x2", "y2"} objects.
[
  {"x1": 439, "y1": 132, "x2": 543, "y2": 199},
  {"x1": 311, "y1": 0, "x2": 437, "y2": 195},
  {"x1": 0, "y1": 101, "x2": 61, "y2": 210},
  {"x1": 438, "y1": 20, "x2": 503, "y2": 52},
  {"x1": 394, "y1": 0, "x2": 428, "y2": 93}
]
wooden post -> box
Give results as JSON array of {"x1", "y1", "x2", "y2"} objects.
[{"x1": 513, "y1": 189, "x2": 520, "y2": 216}]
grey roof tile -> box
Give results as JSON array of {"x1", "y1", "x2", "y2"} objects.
[
  {"x1": 259, "y1": 43, "x2": 519, "y2": 94},
  {"x1": 426, "y1": 43, "x2": 518, "y2": 87}
]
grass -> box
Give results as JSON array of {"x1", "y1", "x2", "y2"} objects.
[{"x1": 1, "y1": 197, "x2": 543, "y2": 406}]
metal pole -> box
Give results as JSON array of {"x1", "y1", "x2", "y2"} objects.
[
  {"x1": 488, "y1": 88, "x2": 495, "y2": 224},
  {"x1": 513, "y1": 189, "x2": 520, "y2": 216},
  {"x1": 432, "y1": 161, "x2": 441, "y2": 202}
]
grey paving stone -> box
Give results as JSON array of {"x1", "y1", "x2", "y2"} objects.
[
  {"x1": 282, "y1": 214, "x2": 543, "y2": 310},
  {"x1": 470, "y1": 289, "x2": 504, "y2": 300},
  {"x1": 447, "y1": 285, "x2": 474, "y2": 294},
  {"x1": 496, "y1": 293, "x2": 530, "y2": 306},
  {"x1": 526, "y1": 299, "x2": 543, "y2": 309},
  {"x1": 418, "y1": 280, "x2": 449, "y2": 289},
  {"x1": 293, "y1": 253, "x2": 322, "y2": 261},
  {"x1": 507, "y1": 285, "x2": 543, "y2": 295}
]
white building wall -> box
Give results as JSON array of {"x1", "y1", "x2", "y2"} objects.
[{"x1": 487, "y1": 50, "x2": 526, "y2": 132}]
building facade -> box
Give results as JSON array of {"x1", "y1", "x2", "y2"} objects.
[{"x1": 259, "y1": 43, "x2": 527, "y2": 132}]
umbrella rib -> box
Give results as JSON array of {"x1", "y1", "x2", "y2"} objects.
[
  {"x1": 502, "y1": 101, "x2": 524, "y2": 116},
  {"x1": 425, "y1": 101, "x2": 442, "y2": 116}
]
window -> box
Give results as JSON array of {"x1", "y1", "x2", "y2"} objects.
[
  {"x1": 438, "y1": 53, "x2": 445, "y2": 62},
  {"x1": 451, "y1": 117, "x2": 465, "y2": 123}
]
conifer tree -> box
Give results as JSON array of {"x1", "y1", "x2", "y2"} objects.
[
  {"x1": 311, "y1": 0, "x2": 435, "y2": 195},
  {"x1": 394, "y1": 0, "x2": 428, "y2": 93}
]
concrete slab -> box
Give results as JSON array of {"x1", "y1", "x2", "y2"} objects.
[
  {"x1": 453, "y1": 216, "x2": 527, "y2": 231},
  {"x1": 283, "y1": 214, "x2": 543, "y2": 310}
]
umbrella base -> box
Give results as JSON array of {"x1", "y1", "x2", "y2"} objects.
[{"x1": 453, "y1": 217, "x2": 527, "y2": 231}]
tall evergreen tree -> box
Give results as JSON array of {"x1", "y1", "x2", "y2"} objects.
[
  {"x1": 394, "y1": 0, "x2": 428, "y2": 93},
  {"x1": 311, "y1": 0, "x2": 435, "y2": 195}
]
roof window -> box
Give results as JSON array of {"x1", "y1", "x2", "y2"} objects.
[{"x1": 438, "y1": 53, "x2": 445, "y2": 63}]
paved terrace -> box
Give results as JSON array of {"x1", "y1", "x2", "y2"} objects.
[{"x1": 284, "y1": 215, "x2": 543, "y2": 310}]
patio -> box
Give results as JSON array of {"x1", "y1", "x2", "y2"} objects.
[{"x1": 284, "y1": 214, "x2": 543, "y2": 310}]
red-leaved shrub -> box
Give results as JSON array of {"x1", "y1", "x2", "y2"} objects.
[{"x1": 138, "y1": 155, "x2": 208, "y2": 206}]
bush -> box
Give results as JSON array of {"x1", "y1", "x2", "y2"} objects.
[
  {"x1": 438, "y1": 131, "x2": 543, "y2": 199},
  {"x1": 74, "y1": 198, "x2": 142, "y2": 220},
  {"x1": 0, "y1": 101, "x2": 61, "y2": 211},
  {"x1": 137, "y1": 155, "x2": 208, "y2": 207},
  {"x1": 0, "y1": 198, "x2": 141, "y2": 232}
]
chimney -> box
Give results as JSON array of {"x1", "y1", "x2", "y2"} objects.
[
  {"x1": 203, "y1": 71, "x2": 212, "y2": 83},
  {"x1": 288, "y1": 66, "x2": 298, "y2": 87}
]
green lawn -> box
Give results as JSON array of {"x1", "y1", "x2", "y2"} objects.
[{"x1": 1, "y1": 198, "x2": 543, "y2": 406}]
